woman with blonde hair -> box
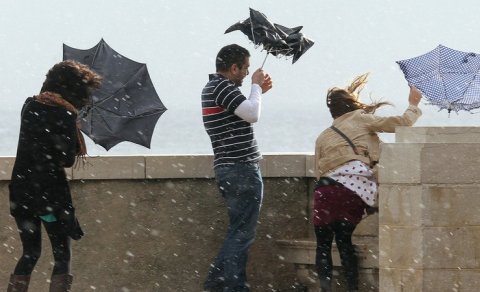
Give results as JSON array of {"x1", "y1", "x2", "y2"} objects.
[
  {"x1": 313, "y1": 73, "x2": 422, "y2": 291},
  {"x1": 7, "y1": 60, "x2": 101, "y2": 292}
]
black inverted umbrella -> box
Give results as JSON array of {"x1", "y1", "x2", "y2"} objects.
[
  {"x1": 225, "y1": 8, "x2": 314, "y2": 66},
  {"x1": 397, "y1": 45, "x2": 480, "y2": 113},
  {"x1": 63, "y1": 39, "x2": 167, "y2": 150},
  {"x1": 273, "y1": 24, "x2": 315, "y2": 64}
]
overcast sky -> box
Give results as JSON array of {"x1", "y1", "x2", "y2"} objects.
[{"x1": 1, "y1": 0, "x2": 479, "y2": 156}]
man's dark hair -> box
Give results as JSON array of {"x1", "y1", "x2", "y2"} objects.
[
  {"x1": 215, "y1": 44, "x2": 250, "y2": 72},
  {"x1": 41, "y1": 60, "x2": 102, "y2": 109}
]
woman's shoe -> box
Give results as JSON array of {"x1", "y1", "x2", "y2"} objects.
[
  {"x1": 49, "y1": 274, "x2": 73, "y2": 292},
  {"x1": 7, "y1": 274, "x2": 30, "y2": 292}
]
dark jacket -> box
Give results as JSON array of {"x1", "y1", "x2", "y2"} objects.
[{"x1": 9, "y1": 97, "x2": 78, "y2": 218}]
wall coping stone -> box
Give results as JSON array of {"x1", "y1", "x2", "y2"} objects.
[
  {"x1": 396, "y1": 126, "x2": 480, "y2": 143},
  {"x1": 0, "y1": 152, "x2": 316, "y2": 181}
]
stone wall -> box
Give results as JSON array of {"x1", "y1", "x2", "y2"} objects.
[
  {"x1": 0, "y1": 154, "x2": 316, "y2": 291},
  {"x1": 378, "y1": 127, "x2": 480, "y2": 291}
]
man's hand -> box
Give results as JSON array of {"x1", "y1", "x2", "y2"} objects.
[
  {"x1": 251, "y1": 68, "x2": 265, "y2": 86},
  {"x1": 261, "y1": 74, "x2": 273, "y2": 94}
]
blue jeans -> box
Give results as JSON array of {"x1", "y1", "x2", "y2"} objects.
[{"x1": 204, "y1": 162, "x2": 263, "y2": 292}]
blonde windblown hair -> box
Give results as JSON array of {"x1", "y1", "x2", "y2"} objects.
[{"x1": 326, "y1": 73, "x2": 391, "y2": 119}]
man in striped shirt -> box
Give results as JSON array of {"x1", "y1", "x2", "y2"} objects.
[{"x1": 202, "y1": 44, "x2": 272, "y2": 292}]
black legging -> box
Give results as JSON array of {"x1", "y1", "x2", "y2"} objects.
[
  {"x1": 13, "y1": 215, "x2": 71, "y2": 275},
  {"x1": 315, "y1": 220, "x2": 358, "y2": 291}
]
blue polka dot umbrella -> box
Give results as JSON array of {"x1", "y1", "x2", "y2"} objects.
[{"x1": 397, "y1": 45, "x2": 480, "y2": 113}]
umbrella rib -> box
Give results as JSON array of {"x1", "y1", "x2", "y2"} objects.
[
  {"x1": 437, "y1": 48, "x2": 452, "y2": 110},
  {"x1": 91, "y1": 107, "x2": 166, "y2": 118},
  {"x1": 90, "y1": 39, "x2": 104, "y2": 66},
  {"x1": 459, "y1": 54, "x2": 480, "y2": 105},
  {"x1": 250, "y1": 18, "x2": 257, "y2": 45}
]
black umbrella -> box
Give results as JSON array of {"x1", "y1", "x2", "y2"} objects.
[
  {"x1": 273, "y1": 23, "x2": 315, "y2": 64},
  {"x1": 63, "y1": 39, "x2": 167, "y2": 150},
  {"x1": 225, "y1": 8, "x2": 314, "y2": 67}
]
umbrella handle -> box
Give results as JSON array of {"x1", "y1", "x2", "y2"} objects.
[{"x1": 260, "y1": 51, "x2": 269, "y2": 69}]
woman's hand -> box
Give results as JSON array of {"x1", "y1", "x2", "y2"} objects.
[{"x1": 408, "y1": 86, "x2": 422, "y2": 106}]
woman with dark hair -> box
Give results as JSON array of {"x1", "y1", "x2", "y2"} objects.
[
  {"x1": 313, "y1": 73, "x2": 422, "y2": 292},
  {"x1": 7, "y1": 60, "x2": 102, "y2": 292}
]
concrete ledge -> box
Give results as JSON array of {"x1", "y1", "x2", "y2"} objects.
[
  {"x1": 145, "y1": 154, "x2": 215, "y2": 179},
  {"x1": 0, "y1": 157, "x2": 15, "y2": 181},
  {"x1": 306, "y1": 154, "x2": 315, "y2": 178},
  {"x1": 396, "y1": 127, "x2": 480, "y2": 143},
  {"x1": 264, "y1": 153, "x2": 307, "y2": 177},
  {"x1": 71, "y1": 156, "x2": 146, "y2": 180},
  {"x1": 0, "y1": 153, "x2": 316, "y2": 181}
]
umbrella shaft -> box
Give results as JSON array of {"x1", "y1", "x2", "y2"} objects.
[{"x1": 261, "y1": 52, "x2": 269, "y2": 69}]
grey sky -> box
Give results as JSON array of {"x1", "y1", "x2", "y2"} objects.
[{"x1": 1, "y1": 0, "x2": 479, "y2": 156}]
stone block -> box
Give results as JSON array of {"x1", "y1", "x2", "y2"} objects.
[
  {"x1": 396, "y1": 127, "x2": 480, "y2": 143},
  {"x1": 354, "y1": 213, "x2": 379, "y2": 237},
  {"x1": 263, "y1": 153, "x2": 306, "y2": 177},
  {"x1": 145, "y1": 154, "x2": 214, "y2": 178},
  {"x1": 423, "y1": 269, "x2": 480, "y2": 291},
  {"x1": 379, "y1": 185, "x2": 423, "y2": 227},
  {"x1": 305, "y1": 154, "x2": 315, "y2": 178},
  {"x1": 422, "y1": 227, "x2": 477, "y2": 269},
  {"x1": 379, "y1": 226, "x2": 423, "y2": 269},
  {"x1": 420, "y1": 143, "x2": 480, "y2": 184},
  {"x1": 382, "y1": 268, "x2": 480, "y2": 292},
  {"x1": 378, "y1": 143, "x2": 422, "y2": 184},
  {"x1": 423, "y1": 186, "x2": 480, "y2": 226},
  {"x1": 72, "y1": 156, "x2": 146, "y2": 180},
  {"x1": 0, "y1": 156, "x2": 15, "y2": 180},
  {"x1": 379, "y1": 267, "x2": 423, "y2": 292},
  {"x1": 473, "y1": 227, "x2": 480, "y2": 269}
]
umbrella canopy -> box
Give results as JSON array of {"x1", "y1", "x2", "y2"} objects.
[
  {"x1": 225, "y1": 8, "x2": 314, "y2": 65},
  {"x1": 272, "y1": 23, "x2": 315, "y2": 64},
  {"x1": 63, "y1": 39, "x2": 167, "y2": 150},
  {"x1": 397, "y1": 45, "x2": 480, "y2": 113}
]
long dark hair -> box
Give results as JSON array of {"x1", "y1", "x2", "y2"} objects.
[
  {"x1": 40, "y1": 60, "x2": 102, "y2": 110},
  {"x1": 326, "y1": 73, "x2": 391, "y2": 119}
]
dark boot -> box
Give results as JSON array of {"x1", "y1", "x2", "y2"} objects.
[
  {"x1": 49, "y1": 274, "x2": 73, "y2": 292},
  {"x1": 7, "y1": 274, "x2": 30, "y2": 292},
  {"x1": 319, "y1": 275, "x2": 332, "y2": 292}
]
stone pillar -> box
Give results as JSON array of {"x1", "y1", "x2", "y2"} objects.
[{"x1": 378, "y1": 127, "x2": 480, "y2": 291}]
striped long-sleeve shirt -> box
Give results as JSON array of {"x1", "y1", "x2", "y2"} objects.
[{"x1": 202, "y1": 74, "x2": 261, "y2": 168}]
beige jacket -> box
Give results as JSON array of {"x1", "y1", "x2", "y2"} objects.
[{"x1": 315, "y1": 105, "x2": 422, "y2": 179}]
